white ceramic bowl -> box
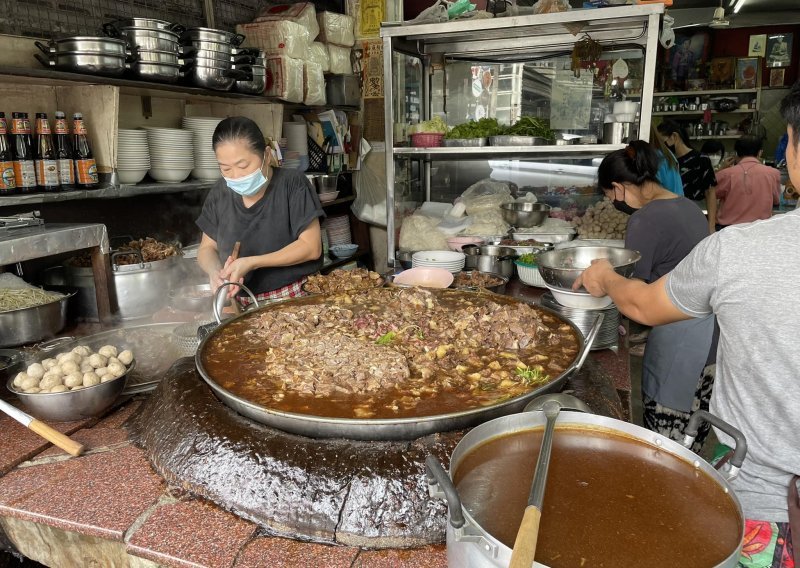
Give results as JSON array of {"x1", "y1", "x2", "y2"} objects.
[
  {"x1": 412, "y1": 250, "x2": 466, "y2": 264},
  {"x1": 330, "y1": 244, "x2": 359, "y2": 258},
  {"x1": 318, "y1": 191, "x2": 340, "y2": 203},
  {"x1": 545, "y1": 284, "x2": 613, "y2": 309},
  {"x1": 117, "y1": 169, "x2": 148, "y2": 184},
  {"x1": 392, "y1": 267, "x2": 454, "y2": 288},
  {"x1": 149, "y1": 167, "x2": 192, "y2": 183}
]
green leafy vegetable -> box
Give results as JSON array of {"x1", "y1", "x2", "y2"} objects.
[
  {"x1": 515, "y1": 365, "x2": 550, "y2": 386},
  {"x1": 409, "y1": 116, "x2": 448, "y2": 135},
  {"x1": 502, "y1": 116, "x2": 555, "y2": 140},
  {"x1": 376, "y1": 331, "x2": 397, "y2": 345},
  {"x1": 517, "y1": 252, "x2": 539, "y2": 266},
  {"x1": 445, "y1": 118, "x2": 504, "y2": 139}
]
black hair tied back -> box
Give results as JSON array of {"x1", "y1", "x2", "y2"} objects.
[
  {"x1": 597, "y1": 139, "x2": 660, "y2": 190},
  {"x1": 212, "y1": 116, "x2": 267, "y2": 156}
]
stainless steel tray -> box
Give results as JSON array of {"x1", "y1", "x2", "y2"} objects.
[
  {"x1": 442, "y1": 137, "x2": 488, "y2": 147},
  {"x1": 489, "y1": 135, "x2": 552, "y2": 146}
]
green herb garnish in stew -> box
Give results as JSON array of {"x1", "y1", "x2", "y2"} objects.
[{"x1": 515, "y1": 365, "x2": 549, "y2": 386}]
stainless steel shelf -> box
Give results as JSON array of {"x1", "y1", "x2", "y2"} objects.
[
  {"x1": 0, "y1": 180, "x2": 214, "y2": 207},
  {"x1": 652, "y1": 109, "x2": 756, "y2": 116},
  {"x1": 654, "y1": 89, "x2": 759, "y2": 97},
  {"x1": 689, "y1": 135, "x2": 743, "y2": 140},
  {"x1": 392, "y1": 144, "x2": 625, "y2": 159}
]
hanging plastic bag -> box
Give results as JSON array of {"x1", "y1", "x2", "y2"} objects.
[
  {"x1": 459, "y1": 179, "x2": 513, "y2": 215},
  {"x1": 352, "y1": 150, "x2": 388, "y2": 227}
]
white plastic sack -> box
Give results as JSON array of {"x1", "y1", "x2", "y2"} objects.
[
  {"x1": 327, "y1": 44, "x2": 353, "y2": 75},
  {"x1": 462, "y1": 210, "x2": 509, "y2": 236},
  {"x1": 317, "y1": 12, "x2": 355, "y2": 47},
  {"x1": 237, "y1": 20, "x2": 310, "y2": 59},
  {"x1": 459, "y1": 179, "x2": 513, "y2": 215},
  {"x1": 399, "y1": 214, "x2": 449, "y2": 252},
  {"x1": 264, "y1": 55, "x2": 304, "y2": 103},
  {"x1": 306, "y1": 42, "x2": 330, "y2": 72},
  {"x1": 254, "y1": 2, "x2": 320, "y2": 39},
  {"x1": 303, "y1": 61, "x2": 326, "y2": 106},
  {"x1": 352, "y1": 150, "x2": 388, "y2": 227}
]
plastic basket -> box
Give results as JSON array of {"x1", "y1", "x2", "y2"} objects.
[
  {"x1": 410, "y1": 133, "x2": 444, "y2": 147},
  {"x1": 307, "y1": 136, "x2": 327, "y2": 173}
]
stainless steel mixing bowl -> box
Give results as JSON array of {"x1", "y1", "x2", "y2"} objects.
[
  {"x1": 500, "y1": 202, "x2": 551, "y2": 228},
  {"x1": 537, "y1": 246, "x2": 640, "y2": 291}
]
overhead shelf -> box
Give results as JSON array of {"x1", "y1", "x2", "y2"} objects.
[
  {"x1": 654, "y1": 89, "x2": 759, "y2": 97},
  {"x1": 392, "y1": 144, "x2": 625, "y2": 159},
  {"x1": 0, "y1": 180, "x2": 214, "y2": 207},
  {"x1": 653, "y1": 109, "x2": 756, "y2": 116}
]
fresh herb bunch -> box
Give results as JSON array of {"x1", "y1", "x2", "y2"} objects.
[
  {"x1": 516, "y1": 252, "x2": 539, "y2": 266},
  {"x1": 444, "y1": 118, "x2": 504, "y2": 139},
  {"x1": 503, "y1": 116, "x2": 555, "y2": 140},
  {"x1": 408, "y1": 116, "x2": 448, "y2": 135}
]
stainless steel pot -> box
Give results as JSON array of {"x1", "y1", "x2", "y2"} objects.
[
  {"x1": 427, "y1": 410, "x2": 746, "y2": 568},
  {"x1": 130, "y1": 61, "x2": 182, "y2": 83},
  {"x1": 64, "y1": 252, "x2": 183, "y2": 321},
  {"x1": 236, "y1": 66, "x2": 266, "y2": 94},
  {"x1": 602, "y1": 122, "x2": 635, "y2": 144},
  {"x1": 183, "y1": 40, "x2": 235, "y2": 54},
  {"x1": 36, "y1": 37, "x2": 128, "y2": 55},
  {"x1": 182, "y1": 28, "x2": 245, "y2": 47},
  {"x1": 0, "y1": 289, "x2": 75, "y2": 347},
  {"x1": 121, "y1": 27, "x2": 180, "y2": 51},
  {"x1": 135, "y1": 48, "x2": 181, "y2": 64},
  {"x1": 461, "y1": 245, "x2": 517, "y2": 279},
  {"x1": 184, "y1": 63, "x2": 249, "y2": 91},
  {"x1": 195, "y1": 292, "x2": 601, "y2": 440},
  {"x1": 105, "y1": 18, "x2": 184, "y2": 33},
  {"x1": 35, "y1": 51, "x2": 128, "y2": 76}
]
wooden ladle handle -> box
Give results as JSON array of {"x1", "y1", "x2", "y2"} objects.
[
  {"x1": 509, "y1": 505, "x2": 542, "y2": 568},
  {"x1": 29, "y1": 419, "x2": 84, "y2": 457}
]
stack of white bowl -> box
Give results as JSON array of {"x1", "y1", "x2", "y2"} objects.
[
  {"x1": 412, "y1": 251, "x2": 466, "y2": 274},
  {"x1": 181, "y1": 116, "x2": 223, "y2": 180},
  {"x1": 117, "y1": 129, "x2": 150, "y2": 185},
  {"x1": 145, "y1": 127, "x2": 194, "y2": 183}
]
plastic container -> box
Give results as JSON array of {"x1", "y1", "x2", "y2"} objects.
[{"x1": 411, "y1": 133, "x2": 444, "y2": 147}]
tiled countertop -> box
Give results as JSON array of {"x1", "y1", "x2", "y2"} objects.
[{"x1": 0, "y1": 286, "x2": 630, "y2": 568}]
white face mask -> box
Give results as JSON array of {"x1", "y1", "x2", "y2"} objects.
[{"x1": 708, "y1": 154, "x2": 722, "y2": 167}]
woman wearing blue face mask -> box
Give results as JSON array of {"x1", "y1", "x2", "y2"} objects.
[
  {"x1": 196, "y1": 116, "x2": 324, "y2": 304},
  {"x1": 598, "y1": 140, "x2": 718, "y2": 451}
]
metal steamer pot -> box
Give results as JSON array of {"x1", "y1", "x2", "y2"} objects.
[
  {"x1": 426, "y1": 410, "x2": 747, "y2": 568},
  {"x1": 34, "y1": 51, "x2": 130, "y2": 76},
  {"x1": 195, "y1": 291, "x2": 602, "y2": 441},
  {"x1": 181, "y1": 28, "x2": 245, "y2": 47},
  {"x1": 36, "y1": 37, "x2": 128, "y2": 55},
  {"x1": 462, "y1": 245, "x2": 517, "y2": 279},
  {"x1": 0, "y1": 288, "x2": 76, "y2": 348},
  {"x1": 64, "y1": 251, "x2": 183, "y2": 321}
]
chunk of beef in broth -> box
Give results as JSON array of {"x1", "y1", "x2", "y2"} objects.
[{"x1": 267, "y1": 334, "x2": 411, "y2": 396}]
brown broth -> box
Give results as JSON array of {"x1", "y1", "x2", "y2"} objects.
[
  {"x1": 453, "y1": 427, "x2": 742, "y2": 567},
  {"x1": 200, "y1": 290, "x2": 579, "y2": 419}
]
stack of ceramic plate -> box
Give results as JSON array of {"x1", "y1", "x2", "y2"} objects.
[
  {"x1": 411, "y1": 250, "x2": 466, "y2": 274},
  {"x1": 540, "y1": 292, "x2": 620, "y2": 350},
  {"x1": 322, "y1": 216, "x2": 352, "y2": 246},
  {"x1": 117, "y1": 129, "x2": 150, "y2": 185},
  {"x1": 145, "y1": 127, "x2": 194, "y2": 183},
  {"x1": 181, "y1": 116, "x2": 223, "y2": 181}
]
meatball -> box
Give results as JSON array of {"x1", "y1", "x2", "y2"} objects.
[
  {"x1": 107, "y1": 361, "x2": 127, "y2": 378},
  {"x1": 12, "y1": 372, "x2": 28, "y2": 388},
  {"x1": 49, "y1": 385, "x2": 69, "y2": 393},
  {"x1": 98, "y1": 345, "x2": 118, "y2": 359},
  {"x1": 60, "y1": 360, "x2": 80, "y2": 374},
  {"x1": 63, "y1": 372, "x2": 83, "y2": 388},
  {"x1": 20, "y1": 376, "x2": 39, "y2": 390},
  {"x1": 72, "y1": 345, "x2": 92, "y2": 357},
  {"x1": 100, "y1": 374, "x2": 116, "y2": 383},
  {"x1": 40, "y1": 373, "x2": 64, "y2": 390},
  {"x1": 82, "y1": 372, "x2": 100, "y2": 387},
  {"x1": 23, "y1": 387, "x2": 42, "y2": 394},
  {"x1": 87, "y1": 353, "x2": 108, "y2": 369},
  {"x1": 118, "y1": 350, "x2": 134, "y2": 366},
  {"x1": 26, "y1": 363, "x2": 45, "y2": 380},
  {"x1": 41, "y1": 358, "x2": 58, "y2": 371},
  {"x1": 80, "y1": 362, "x2": 94, "y2": 374}
]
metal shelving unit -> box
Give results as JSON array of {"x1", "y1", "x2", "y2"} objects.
[{"x1": 380, "y1": 4, "x2": 665, "y2": 265}]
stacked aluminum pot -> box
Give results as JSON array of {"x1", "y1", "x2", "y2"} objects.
[
  {"x1": 103, "y1": 19, "x2": 185, "y2": 83},
  {"x1": 235, "y1": 49, "x2": 266, "y2": 95},
  {"x1": 180, "y1": 28, "x2": 253, "y2": 91},
  {"x1": 34, "y1": 37, "x2": 131, "y2": 76}
]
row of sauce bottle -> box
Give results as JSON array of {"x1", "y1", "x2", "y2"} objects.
[{"x1": 0, "y1": 111, "x2": 99, "y2": 195}]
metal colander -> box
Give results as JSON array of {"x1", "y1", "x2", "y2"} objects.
[{"x1": 171, "y1": 320, "x2": 212, "y2": 357}]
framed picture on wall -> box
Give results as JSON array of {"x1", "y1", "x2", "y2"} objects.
[
  {"x1": 710, "y1": 57, "x2": 736, "y2": 88},
  {"x1": 666, "y1": 31, "x2": 711, "y2": 91},
  {"x1": 735, "y1": 57, "x2": 759, "y2": 89},
  {"x1": 770, "y1": 68, "x2": 785, "y2": 88},
  {"x1": 766, "y1": 33, "x2": 793, "y2": 68}
]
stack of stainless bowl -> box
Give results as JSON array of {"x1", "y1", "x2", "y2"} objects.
[
  {"x1": 236, "y1": 50, "x2": 266, "y2": 95},
  {"x1": 34, "y1": 37, "x2": 131, "y2": 76},
  {"x1": 180, "y1": 28, "x2": 251, "y2": 91},
  {"x1": 103, "y1": 19, "x2": 184, "y2": 83}
]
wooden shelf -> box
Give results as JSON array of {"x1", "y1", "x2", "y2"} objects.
[{"x1": 654, "y1": 89, "x2": 759, "y2": 97}]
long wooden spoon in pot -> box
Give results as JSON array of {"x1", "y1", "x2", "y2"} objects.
[
  {"x1": 0, "y1": 399, "x2": 84, "y2": 456},
  {"x1": 509, "y1": 399, "x2": 561, "y2": 568}
]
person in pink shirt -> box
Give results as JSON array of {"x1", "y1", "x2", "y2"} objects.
[{"x1": 708, "y1": 136, "x2": 780, "y2": 232}]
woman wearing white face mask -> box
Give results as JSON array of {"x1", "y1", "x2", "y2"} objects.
[{"x1": 196, "y1": 116, "x2": 324, "y2": 304}]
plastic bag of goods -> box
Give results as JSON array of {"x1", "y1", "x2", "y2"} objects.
[
  {"x1": 317, "y1": 12, "x2": 355, "y2": 47},
  {"x1": 459, "y1": 179, "x2": 513, "y2": 215},
  {"x1": 254, "y1": 2, "x2": 320, "y2": 39},
  {"x1": 462, "y1": 210, "x2": 509, "y2": 236},
  {"x1": 399, "y1": 214, "x2": 449, "y2": 252},
  {"x1": 327, "y1": 44, "x2": 353, "y2": 75},
  {"x1": 237, "y1": 20, "x2": 310, "y2": 60},
  {"x1": 303, "y1": 61, "x2": 326, "y2": 106},
  {"x1": 306, "y1": 42, "x2": 330, "y2": 72},
  {"x1": 532, "y1": 0, "x2": 570, "y2": 14},
  {"x1": 571, "y1": 198, "x2": 628, "y2": 239},
  {"x1": 264, "y1": 55, "x2": 304, "y2": 103},
  {"x1": 352, "y1": 150, "x2": 388, "y2": 227}
]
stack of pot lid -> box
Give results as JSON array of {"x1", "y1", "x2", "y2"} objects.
[
  {"x1": 33, "y1": 37, "x2": 130, "y2": 77},
  {"x1": 104, "y1": 19, "x2": 184, "y2": 83},
  {"x1": 540, "y1": 291, "x2": 619, "y2": 350}
]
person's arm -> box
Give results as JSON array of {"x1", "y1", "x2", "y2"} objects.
[
  {"x1": 197, "y1": 233, "x2": 224, "y2": 291},
  {"x1": 574, "y1": 260, "x2": 691, "y2": 326},
  {"x1": 773, "y1": 171, "x2": 781, "y2": 205},
  {"x1": 706, "y1": 187, "x2": 718, "y2": 233},
  {"x1": 220, "y1": 219, "x2": 322, "y2": 283}
]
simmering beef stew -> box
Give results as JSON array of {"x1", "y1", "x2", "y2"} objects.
[
  {"x1": 454, "y1": 426, "x2": 742, "y2": 567},
  {"x1": 200, "y1": 288, "x2": 579, "y2": 419}
]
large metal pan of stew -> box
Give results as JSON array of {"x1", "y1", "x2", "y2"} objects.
[{"x1": 196, "y1": 287, "x2": 600, "y2": 440}]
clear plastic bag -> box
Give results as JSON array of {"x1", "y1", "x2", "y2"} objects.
[
  {"x1": 459, "y1": 179, "x2": 513, "y2": 215},
  {"x1": 399, "y1": 215, "x2": 449, "y2": 251},
  {"x1": 303, "y1": 61, "x2": 326, "y2": 106},
  {"x1": 317, "y1": 11, "x2": 355, "y2": 47},
  {"x1": 352, "y1": 151, "x2": 388, "y2": 227}
]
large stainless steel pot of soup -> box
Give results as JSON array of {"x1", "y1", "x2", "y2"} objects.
[
  {"x1": 426, "y1": 409, "x2": 747, "y2": 568},
  {"x1": 196, "y1": 288, "x2": 602, "y2": 441}
]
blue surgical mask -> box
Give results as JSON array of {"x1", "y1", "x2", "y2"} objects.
[{"x1": 224, "y1": 157, "x2": 267, "y2": 197}]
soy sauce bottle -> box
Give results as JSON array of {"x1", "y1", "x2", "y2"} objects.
[
  {"x1": 0, "y1": 113, "x2": 16, "y2": 196},
  {"x1": 34, "y1": 113, "x2": 60, "y2": 192},
  {"x1": 72, "y1": 113, "x2": 98, "y2": 189},
  {"x1": 53, "y1": 111, "x2": 75, "y2": 190},
  {"x1": 10, "y1": 112, "x2": 36, "y2": 193}
]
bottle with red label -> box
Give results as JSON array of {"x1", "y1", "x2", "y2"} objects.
[
  {"x1": 71, "y1": 113, "x2": 98, "y2": 188},
  {"x1": 34, "y1": 112, "x2": 60, "y2": 192},
  {"x1": 53, "y1": 111, "x2": 75, "y2": 190},
  {"x1": 0, "y1": 113, "x2": 16, "y2": 195},
  {"x1": 10, "y1": 112, "x2": 36, "y2": 193}
]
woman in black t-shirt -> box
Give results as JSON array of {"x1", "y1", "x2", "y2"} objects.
[
  {"x1": 196, "y1": 117, "x2": 324, "y2": 304},
  {"x1": 656, "y1": 120, "x2": 717, "y2": 204}
]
